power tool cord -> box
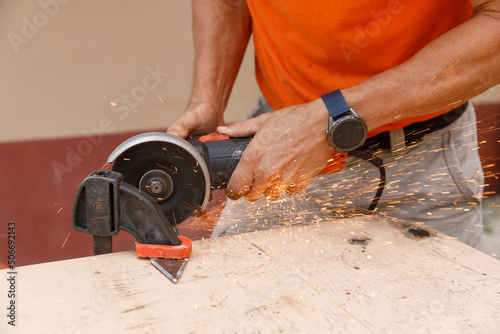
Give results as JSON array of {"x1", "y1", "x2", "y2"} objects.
[{"x1": 348, "y1": 149, "x2": 386, "y2": 215}]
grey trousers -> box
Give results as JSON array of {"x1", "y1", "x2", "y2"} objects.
[{"x1": 213, "y1": 98, "x2": 484, "y2": 248}]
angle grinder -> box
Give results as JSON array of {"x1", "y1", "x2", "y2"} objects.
[
  {"x1": 71, "y1": 131, "x2": 384, "y2": 282},
  {"x1": 107, "y1": 132, "x2": 350, "y2": 227}
]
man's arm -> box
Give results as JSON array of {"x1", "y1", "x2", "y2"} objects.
[
  {"x1": 167, "y1": 0, "x2": 251, "y2": 138},
  {"x1": 220, "y1": 0, "x2": 500, "y2": 201},
  {"x1": 344, "y1": 0, "x2": 500, "y2": 131}
]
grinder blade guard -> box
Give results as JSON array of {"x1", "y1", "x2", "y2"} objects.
[{"x1": 108, "y1": 133, "x2": 211, "y2": 227}]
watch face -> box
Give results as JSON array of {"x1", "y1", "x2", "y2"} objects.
[{"x1": 332, "y1": 118, "x2": 367, "y2": 151}]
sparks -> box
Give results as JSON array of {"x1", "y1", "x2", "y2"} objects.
[
  {"x1": 447, "y1": 100, "x2": 462, "y2": 107},
  {"x1": 62, "y1": 233, "x2": 71, "y2": 248}
]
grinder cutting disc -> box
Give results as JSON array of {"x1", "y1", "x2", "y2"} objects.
[{"x1": 108, "y1": 133, "x2": 210, "y2": 226}]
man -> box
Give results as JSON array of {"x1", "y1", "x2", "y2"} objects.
[{"x1": 168, "y1": 0, "x2": 500, "y2": 247}]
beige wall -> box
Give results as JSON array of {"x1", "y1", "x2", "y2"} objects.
[
  {"x1": 472, "y1": 86, "x2": 500, "y2": 105},
  {"x1": 1, "y1": 0, "x2": 498, "y2": 143},
  {"x1": 0, "y1": 0, "x2": 260, "y2": 143}
]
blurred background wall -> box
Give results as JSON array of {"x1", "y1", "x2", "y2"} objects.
[
  {"x1": 0, "y1": 0, "x2": 498, "y2": 265},
  {"x1": 0, "y1": 0, "x2": 259, "y2": 142}
]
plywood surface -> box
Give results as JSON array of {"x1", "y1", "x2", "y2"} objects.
[{"x1": 2, "y1": 215, "x2": 500, "y2": 333}]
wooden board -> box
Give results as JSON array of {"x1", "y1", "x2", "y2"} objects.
[{"x1": 2, "y1": 215, "x2": 500, "y2": 333}]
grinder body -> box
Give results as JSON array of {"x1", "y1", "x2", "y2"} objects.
[
  {"x1": 187, "y1": 134, "x2": 252, "y2": 190},
  {"x1": 108, "y1": 132, "x2": 347, "y2": 226},
  {"x1": 189, "y1": 133, "x2": 347, "y2": 188}
]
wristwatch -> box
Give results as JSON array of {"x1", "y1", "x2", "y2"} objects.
[{"x1": 321, "y1": 89, "x2": 367, "y2": 153}]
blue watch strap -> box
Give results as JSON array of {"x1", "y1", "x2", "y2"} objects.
[{"x1": 321, "y1": 89, "x2": 350, "y2": 119}]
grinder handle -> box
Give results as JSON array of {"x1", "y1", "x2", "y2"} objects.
[
  {"x1": 191, "y1": 133, "x2": 382, "y2": 215},
  {"x1": 188, "y1": 135, "x2": 252, "y2": 190},
  {"x1": 189, "y1": 133, "x2": 348, "y2": 189}
]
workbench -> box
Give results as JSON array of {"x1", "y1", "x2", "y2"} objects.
[{"x1": 2, "y1": 215, "x2": 500, "y2": 333}]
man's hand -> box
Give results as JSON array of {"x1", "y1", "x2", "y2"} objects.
[
  {"x1": 167, "y1": 101, "x2": 224, "y2": 138},
  {"x1": 217, "y1": 99, "x2": 333, "y2": 201},
  {"x1": 167, "y1": 0, "x2": 251, "y2": 139}
]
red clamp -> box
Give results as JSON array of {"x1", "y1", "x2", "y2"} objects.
[{"x1": 135, "y1": 236, "x2": 192, "y2": 259}]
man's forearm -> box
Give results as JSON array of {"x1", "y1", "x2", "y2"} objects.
[
  {"x1": 343, "y1": 1, "x2": 500, "y2": 132},
  {"x1": 189, "y1": 0, "x2": 252, "y2": 114}
]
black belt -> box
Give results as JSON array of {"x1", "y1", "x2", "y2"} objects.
[{"x1": 360, "y1": 102, "x2": 468, "y2": 151}]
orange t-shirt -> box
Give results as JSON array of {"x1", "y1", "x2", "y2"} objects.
[{"x1": 247, "y1": 0, "x2": 472, "y2": 136}]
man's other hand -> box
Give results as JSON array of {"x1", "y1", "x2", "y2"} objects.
[{"x1": 167, "y1": 102, "x2": 225, "y2": 138}]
